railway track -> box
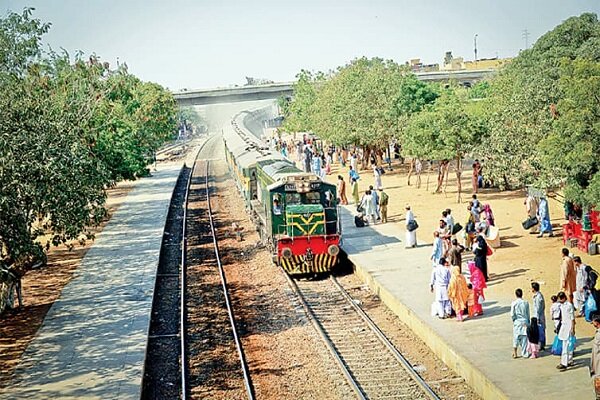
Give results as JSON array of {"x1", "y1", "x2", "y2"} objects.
[
  {"x1": 142, "y1": 136, "x2": 255, "y2": 399},
  {"x1": 284, "y1": 274, "x2": 441, "y2": 400}
]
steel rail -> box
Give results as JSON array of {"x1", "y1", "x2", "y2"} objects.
[
  {"x1": 204, "y1": 160, "x2": 256, "y2": 400},
  {"x1": 281, "y1": 272, "x2": 366, "y2": 400},
  {"x1": 329, "y1": 276, "x2": 442, "y2": 400},
  {"x1": 180, "y1": 134, "x2": 215, "y2": 399}
]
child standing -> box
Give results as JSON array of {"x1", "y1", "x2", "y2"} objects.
[{"x1": 527, "y1": 317, "x2": 541, "y2": 358}]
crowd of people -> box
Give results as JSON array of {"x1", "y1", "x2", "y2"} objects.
[
  {"x1": 273, "y1": 136, "x2": 600, "y2": 389},
  {"x1": 510, "y1": 249, "x2": 600, "y2": 375}
]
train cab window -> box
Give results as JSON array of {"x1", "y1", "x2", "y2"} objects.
[
  {"x1": 324, "y1": 190, "x2": 334, "y2": 207},
  {"x1": 306, "y1": 192, "x2": 320, "y2": 204},
  {"x1": 272, "y1": 194, "x2": 283, "y2": 215},
  {"x1": 285, "y1": 193, "x2": 302, "y2": 205}
]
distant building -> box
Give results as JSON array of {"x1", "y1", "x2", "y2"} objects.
[
  {"x1": 407, "y1": 51, "x2": 512, "y2": 73},
  {"x1": 407, "y1": 58, "x2": 440, "y2": 73}
]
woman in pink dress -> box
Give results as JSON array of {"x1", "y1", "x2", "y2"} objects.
[{"x1": 468, "y1": 260, "x2": 487, "y2": 316}]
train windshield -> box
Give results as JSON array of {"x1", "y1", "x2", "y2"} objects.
[{"x1": 285, "y1": 192, "x2": 321, "y2": 205}]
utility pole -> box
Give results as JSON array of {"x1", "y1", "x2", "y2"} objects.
[
  {"x1": 522, "y1": 29, "x2": 530, "y2": 50},
  {"x1": 474, "y1": 34, "x2": 478, "y2": 63}
]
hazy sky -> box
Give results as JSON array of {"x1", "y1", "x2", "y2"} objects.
[{"x1": 3, "y1": 0, "x2": 599, "y2": 90}]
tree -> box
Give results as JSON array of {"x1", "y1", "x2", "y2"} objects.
[
  {"x1": 403, "y1": 88, "x2": 485, "y2": 202},
  {"x1": 282, "y1": 69, "x2": 324, "y2": 133},
  {"x1": 538, "y1": 58, "x2": 600, "y2": 207},
  {"x1": 479, "y1": 13, "x2": 600, "y2": 190},
  {"x1": 0, "y1": 9, "x2": 177, "y2": 311}
]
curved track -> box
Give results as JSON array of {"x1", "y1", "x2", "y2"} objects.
[{"x1": 284, "y1": 274, "x2": 441, "y2": 400}]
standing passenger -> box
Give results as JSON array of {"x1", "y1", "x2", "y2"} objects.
[
  {"x1": 405, "y1": 205, "x2": 417, "y2": 248},
  {"x1": 448, "y1": 266, "x2": 470, "y2": 322},
  {"x1": 337, "y1": 175, "x2": 348, "y2": 205},
  {"x1": 351, "y1": 177, "x2": 359, "y2": 205},
  {"x1": 511, "y1": 288, "x2": 531, "y2": 359},
  {"x1": 556, "y1": 291, "x2": 575, "y2": 371},
  {"x1": 537, "y1": 196, "x2": 554, "y2": 237},
  {"x1": 378, "y1": 188, "x2": 389, "y2": 224},
  {"x1": 531, "y1": 282, "x2": 546, "y2": 351},
  {"x1": 430, "y1": 258, "x2": 452, "y2": 319}
]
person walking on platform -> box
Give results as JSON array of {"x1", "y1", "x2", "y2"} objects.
[
  {"x1": 405, "y1": 205, "x2": 417, "y2": 248},
  {"x1": 531, "y1": 282, "x2": 546, "y2": 351},
  {"x1": 537, "y1": 196, "x2": 554, "y2": 237},
  {"x1": 430, "y1": 258, "x2": 451, "y2": 319},
  {"x1": 560, "y1": 248, "x2": 577, "y2": 304},
  {"x1": 372, "y1": 163, "x2": 383, "y2": 190},
  {"x1": 351, "y1": 177, "x2": 359, "y2": 205},
  {"x1": 369, "y1": 185, "x2": 381, "y2": 220},
  {"x1": 473, "y1": 226, "x2": 489, "y2": 281},
  {"x1": 448, "y1": 266, "x2": 470, "y2": 322},
  {"x1": 511, "y1": 288, "x2": 531, "y2": 358},
  {"x1": 573, "y1": 256, "x2": 588, "y2": 316},
  {"x1": 378, "y1": 188, "x2": 389, "y2": 224},
  {"x1": 556, "y1": 291, "x2": 575, "y2": 371},
  {"x1": 360, "y1": 190, "x2": 377, "y2": 225},
  {"x1": 525, "y1": 194, "x2": 539, "y2": 234},
  {"x1": 431, "y1": 231, "x2": 443, "y2": 267},
  {"x1": 337, "y1": 175, "x2": 348, "y2": 205}
]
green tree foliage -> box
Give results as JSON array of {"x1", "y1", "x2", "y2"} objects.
[
  {"x1": 282, "y1": 69, "x2": 324, "y2": 133},
  {"x1": 311, "y1": 57, "x2": 437, "y2": 148},
  {"x1": 403, "y1": 88, "x2": 485, "y2": 201},
  {"x1": 479, "y1": 13, "x2": 600, "y2": 190},
  {"x1": 0, "y1": 9, "x2": 177, "y2": 280},
  {"x1": 539, "y1": 58, "x2": 600, "y2": 207}
]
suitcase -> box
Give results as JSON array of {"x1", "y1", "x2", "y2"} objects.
[
  {"x1": 522, "y1": 216, "x2": 538, "y2": 230},
  {"x1": 590, "y1": 241, "x2": 598, "y2": 256}
]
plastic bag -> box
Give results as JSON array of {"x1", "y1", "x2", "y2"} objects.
[
  {"x1": 568, "y1": 335, "x2": 576, "y2": 352},
  {"x1": 431, "y1": 302, "x2": 438, "y2": 317},
  {"x1": 585, "y1": 294, "x2": 597, "y2": 322},
  {"x1": 551, "y1": 335, "x2": 562, "y2": 355}
]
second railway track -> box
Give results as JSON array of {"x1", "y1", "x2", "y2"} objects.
[{"x1": 285, "y1": 274, "x2": 441, "y2": 400}]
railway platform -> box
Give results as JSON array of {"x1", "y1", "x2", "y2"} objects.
[
  {"x1": 0, "y1": 162, "x2": 184, "y2": 400},
  {"x1": 340, "y1": 206, "x2": 596, "y2": 400}
]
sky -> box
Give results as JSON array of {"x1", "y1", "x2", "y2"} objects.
[{"x1": 3, "y1": 0, "x2": 600, "y2": 91}]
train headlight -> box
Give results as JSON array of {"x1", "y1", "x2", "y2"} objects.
[
  {"x1": 327, "y1": 245, "x2": 340, "y2": 257},
  {"x1": 281, "y1": 247, "x2": 293, "y2": 259}
]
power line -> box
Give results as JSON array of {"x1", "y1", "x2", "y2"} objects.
[{"x1": 522, "y1": 29, "x2": 530, "y2": 50}]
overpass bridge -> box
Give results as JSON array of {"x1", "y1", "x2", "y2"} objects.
[{"x1": 174, "y1": 69, "x2": 496, "y2": 106}]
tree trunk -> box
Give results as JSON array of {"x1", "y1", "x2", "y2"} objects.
[
  {"x1": 456, "y1": 156, "x2": 462, "y2": 203},
  {"x1": 407, "y1": 158, "x2": 414, "y2": 186},
  {"x1": 426, "y1": 161, "x2": 431, "y2": 192},
  {"x1": 435, "y1": 160, "x2": 448, "y2": 193}
]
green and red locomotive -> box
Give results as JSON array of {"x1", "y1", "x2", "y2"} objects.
[{"x1": 223, "y1": 112, "x2": 341, "y2": 275}]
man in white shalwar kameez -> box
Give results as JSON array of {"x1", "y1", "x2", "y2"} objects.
[
  {"x1": 405, "y1": 205, "x2": 417, "y2": 248},
  {"x1": 557, "y1": 291, "x2": 575, "y2": 371},
  {"x1": 511, "y1": 288, "x2": 530, "y2": 358},
  {"x1": 430, "y1": 258, "x2": 451, "y2": 318}
]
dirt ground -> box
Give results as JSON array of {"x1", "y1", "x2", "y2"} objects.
[{"x1": 325, "y1": 159, "x2": 597, "y2": 339}]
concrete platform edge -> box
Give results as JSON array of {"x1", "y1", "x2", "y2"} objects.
[
  {"x1": 137, "y1": 162, "x2": 185, "y2": 399},
  {"x1": 350, "y1": 258, "x2": 509, "y2": 400}
]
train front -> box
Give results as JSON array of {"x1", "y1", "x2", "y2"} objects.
[{"x1": 272, "y1": 175, "x2": 340, "y2": 275}]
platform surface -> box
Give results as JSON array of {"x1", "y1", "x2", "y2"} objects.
[
  {"x1": 340, "y1": 206, "x2": 596, "y2": 400},
  {"x1": 0, "y1": 163, "x2": 182, "y2": 400}
]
